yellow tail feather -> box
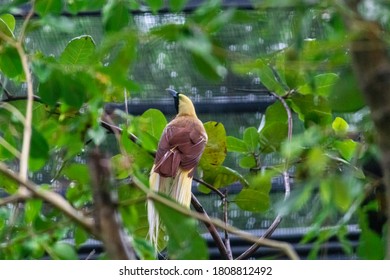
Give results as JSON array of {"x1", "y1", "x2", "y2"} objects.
[{"x1": 148, "y1": 165, "x2": 193, "y2": 250}]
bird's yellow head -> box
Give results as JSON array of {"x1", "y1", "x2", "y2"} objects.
[{"x1": 166, "y1": 89, "x2": 197, "y2": 117}]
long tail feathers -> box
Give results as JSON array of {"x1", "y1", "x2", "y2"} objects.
[{"x1": 148, "y1": 166, "x2": 193, "y2": 250}]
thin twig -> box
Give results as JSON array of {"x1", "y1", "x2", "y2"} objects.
[
  {"x1": 15, "y1": 5, "x2": 35, "y2": 190},
  {"x1": 133, "y1": 175, "x2": 299, "y2": 260},
  {"x1": 223, "y1": 189, "x2": 233, "y2": 259},
  {"x1": 124, "y1": 89, "x2": 129, "y2": 126},
  {"x1": 1, "y1": 94, "x2": 44, "y2": 103},
  {"x1": 191, "y1": 194, "x2": 230, "y2": 259},
  {"x1": 193, "y1": 177, "x2": 226, "y2": 199},
  {"x1": 0, "y1": 193, "x2": 25, "y2": 206},
  {"x1": 0, "y1": 79, "x2": 12, "y2": 99},
  {"x1": 17, "y1": 1, "x2": 35, "y2": 44},
  {"x1": 268, "y1": 91, "x2": 293, "y2": 143}
]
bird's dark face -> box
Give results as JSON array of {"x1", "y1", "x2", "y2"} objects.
[{"x1": 166, "y1": 89, "x2": 180, "y2": 113}]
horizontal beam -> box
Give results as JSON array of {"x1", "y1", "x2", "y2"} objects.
[{"x1": 105, "y1": 95, "x2": 275, "y2": 116}]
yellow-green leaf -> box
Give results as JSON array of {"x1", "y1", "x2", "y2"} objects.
[
  {"x1": 332, "y1": 117, "x2": 349, "y2": 136},
  {"x1": 200, "y1": 121, "x2": 227, "y2": 168},
  {"x1": 0, "y1": 14, "x2": 15, "y2": 32}
]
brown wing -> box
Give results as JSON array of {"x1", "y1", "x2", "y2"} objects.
[{"x1": 153, "y1": 116, "x2": 207, "y2": 178}]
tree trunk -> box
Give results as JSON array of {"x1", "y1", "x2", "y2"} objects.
[{"x1": 345, "y1": 3, "x2": 390, "y2": 258}]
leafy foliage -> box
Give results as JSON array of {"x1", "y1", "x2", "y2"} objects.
[{"x1": 0, "y1": 0, "x2": 387, "y2": 260}]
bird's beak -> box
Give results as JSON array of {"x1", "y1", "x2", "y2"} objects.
[{"x1": 166, "y1": 88, "x2": 178, "y2": 98}]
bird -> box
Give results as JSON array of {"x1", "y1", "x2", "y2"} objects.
[{"x1": 148, "y1": 89, "x2": 208, "y2": 250}]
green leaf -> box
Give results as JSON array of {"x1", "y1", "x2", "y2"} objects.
[
  {"x1": 66, "y1": 183, "x2": 92, "y2": 208},
  {"x1": 35, "y1": 0, "x2": 63, "y2": 17},
  {"x1": 51, "y1": 242, "x2": 78, "y2": 260},
  {"x1": 0, "y1": 172, "x2": 18, "y2": 194},
  {"x1": 154, "y1": 200, "x2": 208, "y2": 260},
  {"x1": 290, "y1": 93, "x2": 332, "y2": 127},
  {"x1": 226, "y1": 136, "x2": 248, "y2": 153},
  {"x1": 333, "y1": 139, "x2": 358, "y2": 161},
  {"x1": 40, "y1": 15, "x2": 77, "y2": 33},
  {"x1": 169, "y1": 0, "x2": 187, "y2": 12},
  {"x1": 332, "y1": 177, "x2": 353, "y2": 213},
  {"x1": 239, "y1": 155, "x2": 257, "y2": 169},
  {"x1": 140, "y1": 109, "x2": 167, "y2": 140},
  {"x1": 298, "y1": 73, "x2": 339, "y2": 96},
  {"x1": 30, "y1": 126, "x2": 49, "y2": 161},
  {"x1": 62, "y1": 163, "x2": 90, "y2": 185},
  {"x1": 132, "y1": 109, "x2": 167, "y2": 152},
  {"x1": 111, "y1": 154, "x2": 131, "y2": 180},
  {"x1": 191, "y1": 52, "x2": 224, "y2": 81},
  {"x1": 357, "y1": 208, "x2": 385, "y2": 259},
  {"x1": 38, "y1": 69, "x2": 61, "y2": 106},
  {"x1": 306, "y1": 147, "x2": 329, "y2": 176},
  {"x1": 329, "y1": 69, "x2": 365, "y2": 112},
  {"x1": 121, "y1": 130, "x2": 154, "y2": 174},
  {"x1": 259, "y1": 122, "x2": 287, "y2": 153},
  {"x1": 25, "y1": 199, "x2": 43, "y2": 223},
  {"x1": 102, "y1": 0, "x2": 130, "y2": 33},
  {"x1": 332, "y1": 117, "x2": 349, "y2": 136},
  {"x1": 0, "y1": 46, "x2": 24, "y2": 80},
  {"x1": 206, "y1": 9, "x2": 236, "y2": 33},
  {"x1": 235, "y1": 172, "x2": 273, "y2": 212},
  {"x1": 39, "y1": 70, "x2": 88, "y2": 108},
  {"x1": 133, "y1": 237, "x2": 156, "y2": 260},
  {"x1": 0, "y1": 14, "x2": 15, "y2": 32},
  {"x1": 74, "y1": 226, "x2": 88, "y2": 248},
  {"x1": 60, "y1": 35, "x2": 96, "y2": 65},
  {"x1": 150, "y1": 23, "x2": 187, "y2": 41},
  {"x1": 98, "y1": 32, "x2": 137, "y2": 90},
  {"x1": 243, "y1": 127, "x2": 259, "y2": 153},
  {"x1": 200, "y1": 121, "x2": 227, "y2": 168},
  {"x1": 235, "y1": 188, "x2": 270, "y2": 212},
  {"x1": 247, "y1": 170, "x2": 275, "y2": 193},
  {"x1": 319, "y1": 179, "x2": 331, "y2": 205},
  {"x1": 61, "y1": 73, "x2": 87, "y2": 108},
  {"x1": 66, "y1": 0, "x2": 106, "y2": 14},
  {"x1": 200, "y1": 165, "x2": 247, "y2": 192},
  {"x1": 264, "y1": 101, "x2": 288, "y2": 124},
  {"x1": 357, "y1": 229, "x2": 385, "y2": 260},
  {"x1": 234, "y1": 59, "x2": 285, "y2": 95},
  {"x1": 146, "y1": 0, "x2": 164, "y2": 13},
  {"x1": 0, "y1": 16, "x2": 14, "y2": 39}
]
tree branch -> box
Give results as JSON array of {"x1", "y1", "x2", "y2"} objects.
[
  {"x1": 191, "y1": 194, "x2": 230, "y2": 259},
  {"x1": 0, "y1": 193, "x2": 25, "y2": 206},
  {"x1": 0, "y1": 162, "x2": 95, "y2": 234},
  {"x1": 133, "y1": 175, "x2": 299, "y2": 260},
  {"x1": 193, "y1": 177, "x2": 226, "y2": 199},
  {"x1": 88, "y1": 149, "x2": 136, "y2": 260},
  {"x1": 16, "y1": 4, "x2": 35, "y2": 189}
]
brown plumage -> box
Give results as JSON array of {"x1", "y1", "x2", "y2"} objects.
[{"x1": 148, "y1": 89, "x2": 207, "y2": 250}]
